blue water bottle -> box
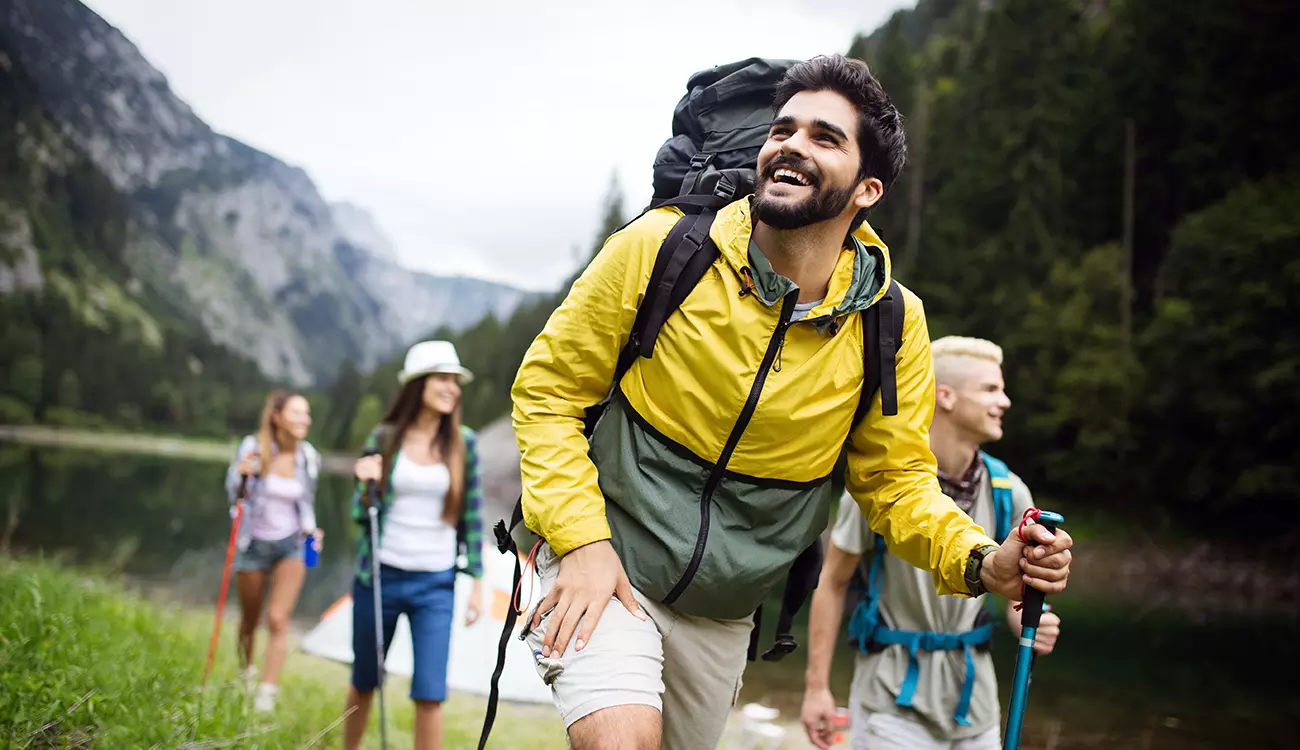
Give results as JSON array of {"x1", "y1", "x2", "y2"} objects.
[{"x1": 303, "y1": 534, "x2": 320, "y2": 569}]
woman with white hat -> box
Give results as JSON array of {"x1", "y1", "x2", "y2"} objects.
[{"x1": 342, "y1": 340, "x2": 485, "y2": 750}]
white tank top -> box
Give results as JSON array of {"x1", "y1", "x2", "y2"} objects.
[
  {"x1": 377, "y1": 453, "x2": 458, "y2": 572},
  {"x1": 250, "y1": 473, "x2": 303, "y2": 541}
]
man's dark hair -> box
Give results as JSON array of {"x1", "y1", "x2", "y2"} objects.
[{"x1": 772, "y1": 54, "x2": 907, "y2": 192}]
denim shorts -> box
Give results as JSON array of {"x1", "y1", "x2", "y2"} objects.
[
  {"x1": 351, "y1": 564, "x2": 456, "y2": 702},
  {"x1": 233, "y1": 532, "x2": 303, "y2": 573}
]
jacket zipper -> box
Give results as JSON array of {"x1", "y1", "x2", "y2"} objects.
[{"x1": 663, "y1": 290, "x2": 800, "y2": 605}]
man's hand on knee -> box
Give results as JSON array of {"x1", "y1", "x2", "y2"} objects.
[{"x1": 533, "y1": 540, "x2": 647, "y2": 659}]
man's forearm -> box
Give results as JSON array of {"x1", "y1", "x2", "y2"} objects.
[{"x1": 805, "y1": 581, "x2": 849, "y2": 691}]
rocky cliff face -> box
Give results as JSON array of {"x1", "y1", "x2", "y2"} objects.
[
  {"x1": 331, "y1": 201, "x2": 400, "y2": 264},
  {"x1": 0, "y1": 0, "x2": 533, "y2": 385}
]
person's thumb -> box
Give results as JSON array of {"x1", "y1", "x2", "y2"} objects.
[
  {"x1": 615, "y1": 575, "x2": 647, "y2": 621},
  {"x1": 1025, "y1": 522, "x2": 1059, "y2": 547},
  {"x1": 1000, "y1": 525, "x2": 1029, "y2": 553}
]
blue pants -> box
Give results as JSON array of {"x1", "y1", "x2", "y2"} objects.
[{"x1": 351, "y1": 564, "x2": 455, "y2": 702}]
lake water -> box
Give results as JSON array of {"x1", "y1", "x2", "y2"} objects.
[{"x1": 1, "y1": 442, "x2": 1294, "y2": 748}]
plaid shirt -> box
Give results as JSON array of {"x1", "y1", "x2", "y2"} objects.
[{"x1": 350, "y1": 423, "x2": 484, "y2": 585}]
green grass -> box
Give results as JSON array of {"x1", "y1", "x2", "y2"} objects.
[{"x1": 0, "y1": 557, "x2": 567, "y2": 749}]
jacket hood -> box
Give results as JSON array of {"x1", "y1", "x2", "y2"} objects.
[{"x1": 708, "y1": 198, "x2": 893, "y2": 331}]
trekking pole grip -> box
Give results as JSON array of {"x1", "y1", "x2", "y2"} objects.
[{"x1": 1019, "y1": 510, "x2": 1064, "y2": 628}]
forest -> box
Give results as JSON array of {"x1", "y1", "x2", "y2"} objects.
[{"x1": 4, "y1": 0, "x2": 1297, "y2": 547}]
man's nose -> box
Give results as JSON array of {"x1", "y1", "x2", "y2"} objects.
[{"x1": 780, "y1": 129, "x2": 811, "y2": 159}]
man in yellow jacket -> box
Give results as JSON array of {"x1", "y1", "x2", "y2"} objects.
[{"x1": 509, "y1": 54, "x2": 1074, "y2": 750}]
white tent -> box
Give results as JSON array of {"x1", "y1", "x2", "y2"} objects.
[{"x1": 299, "y1": 542, "x2": 553, "y2": 705}]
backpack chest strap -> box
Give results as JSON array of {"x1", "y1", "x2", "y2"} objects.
[{"x1": 869, "y1": 622, "x2": 993, "y2": 728}]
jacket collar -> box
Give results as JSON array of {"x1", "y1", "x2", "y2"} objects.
[{"x1": 709, "y1": 197, "x2": 893, "y2": 329}]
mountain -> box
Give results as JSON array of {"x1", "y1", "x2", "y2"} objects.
[
  {"x1": 330, "y1": 201, "x2": 399, "y2": 264},
  {"x1": 0, "y1": 0, "x2": 535, "y2": 386},
  {"x1": 0, "y1": 42, "x2": 272, "y2": 434}
]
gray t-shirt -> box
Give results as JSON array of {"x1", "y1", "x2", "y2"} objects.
[
  {"x1": 832, "y1": 459, "x2": 1033, "y2": 739},
  {"x1": 791, "y1": 298, "x2": 823, "y2": 321}
]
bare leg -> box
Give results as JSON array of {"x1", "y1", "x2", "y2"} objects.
[
  {"x1": 235, "y1": 570, "x2": 268, "y2": 671},
  {"x1": 261, "y1": 557, "x2": 306, "y2": 686},
  {"x1": 569, "y1": 705, "x2": 662, "y2": 750},
  {"x1": 414, "y1": 700, "x2": 444, "y2": 750},
  {"x1": 343, "y1": 685, "x2": 375, "y2": 750}
]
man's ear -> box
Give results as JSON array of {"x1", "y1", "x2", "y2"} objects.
[
  {"x1": 935, "y1": 383, "x2": 956, "y2": 412},
  {"x1": 854, "y1": 177, "x2": 884, "y2": 209}
]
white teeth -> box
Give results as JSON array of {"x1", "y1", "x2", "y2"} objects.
[{"x1": 774, "y1": 168, "x2": 810, "y2": 186}]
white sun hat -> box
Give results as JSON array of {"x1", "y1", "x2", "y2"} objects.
[{"x1": 397, "y1": 340, "x2": 474, "y2": 385}]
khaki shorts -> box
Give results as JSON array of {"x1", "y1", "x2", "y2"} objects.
[{"x1": 522, "y1": 543, "x2": 754, "y2": 750}]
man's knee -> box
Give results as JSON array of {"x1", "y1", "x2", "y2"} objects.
[{"x1": 569, "y1": 705, "x2": 661, "y2": 750}]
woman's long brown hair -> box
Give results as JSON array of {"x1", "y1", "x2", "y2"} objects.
[
  {"x1": 377, "y1": 375, "x2": 465, "y2": 526},
  {"x1": 255, "y1": 389, "x2": 302, "y2": 475}
]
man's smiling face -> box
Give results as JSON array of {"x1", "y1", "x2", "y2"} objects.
[{"x1": 752, "y1": 89, "x2": 866, "y2": 230}]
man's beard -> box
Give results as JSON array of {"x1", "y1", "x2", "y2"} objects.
[{"x1": 752, "y1": 156, "x2": 856, "y2": 230}]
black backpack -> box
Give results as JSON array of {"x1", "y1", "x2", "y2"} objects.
[
  {"x1": 648, "y1": 57, "x2": 802, "y2": 209},
  {"x1": 476, "y1": 58, "x2": 905, "y2": 749}
]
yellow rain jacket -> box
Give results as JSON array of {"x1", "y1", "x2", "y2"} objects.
[{"x1": 511, "y1": 197, "x2": 998, "y2": 619}]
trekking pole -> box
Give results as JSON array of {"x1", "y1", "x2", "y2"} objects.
[
  {"x1": 1003, "y1": 509, "x2": 1065, "y2": 750},
  {"x1": 366, "y1": 477, "x2": 389, "y2": 750},
  {"x1": 202, "y1": 473, "x2": 248, "y2": 690}
]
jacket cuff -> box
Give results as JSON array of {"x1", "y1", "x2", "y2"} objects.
[{"x1": 545, "y1": 516, "x2": 613, "y2": 557}]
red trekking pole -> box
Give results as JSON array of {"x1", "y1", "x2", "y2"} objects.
[{"x1": 202, "y1": 471, "x2": 249, "y2": 690}]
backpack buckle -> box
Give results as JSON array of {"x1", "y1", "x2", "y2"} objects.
[
  {"x1": 689, "y1": 152, "x2": 715, "y2": 170},
  {"x1": 493, "y1": 519, "x2": 514, "y2": 554},
  {"x1": 760, "y1": 633, "x2": 798, "y2": 662},
  {"x1": 713, "y1": 173, "x2": 737, "y2": 201}
]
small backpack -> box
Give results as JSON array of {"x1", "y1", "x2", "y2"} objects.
[{"x1": 477, "y1": 57, "x2": 906, "y2": 749}]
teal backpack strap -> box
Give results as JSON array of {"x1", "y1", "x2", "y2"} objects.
[
  {"x1": 847, "y1": 533, "x2": 888, "y2": 652},
  {"x1": 980, "y1": 451, "x2": 1014, "y2": 544},
  {"x1": 978, "y1": 451, "x2": 1016, "y2": 626}
]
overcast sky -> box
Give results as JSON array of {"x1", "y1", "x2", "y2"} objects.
[{"x1": 83, "y1": 0, "x2": 914, "y2": 292}]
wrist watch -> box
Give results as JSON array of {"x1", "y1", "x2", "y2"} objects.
[{"x1": 964, "y1": 544, "x2": 1000, "y2": 596}]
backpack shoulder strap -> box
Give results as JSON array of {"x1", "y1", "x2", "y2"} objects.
[
  {"x1": 853, "y1": 279, "x2": 906, "y2": 428},
  {"x1": 980, "y1": 451, "x2": 1014, "y2": 544},
  {"x1": 602, "y1": 207, "x2": 720, "y2": 416},
  {"x1": 303, "y1": 442, "x2": 320, "y2": 481},
  {"x1": 847, "y1": 532, "x2": 890, "y2": 652}
]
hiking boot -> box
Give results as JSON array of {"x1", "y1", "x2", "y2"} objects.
[{"x1": 253, "y1": 682, "x2": 278, "y2": 713}]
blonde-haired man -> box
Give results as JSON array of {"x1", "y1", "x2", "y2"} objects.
[{"x1": 801, "y1": 335, "x2": 1062, "y2": 749}]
